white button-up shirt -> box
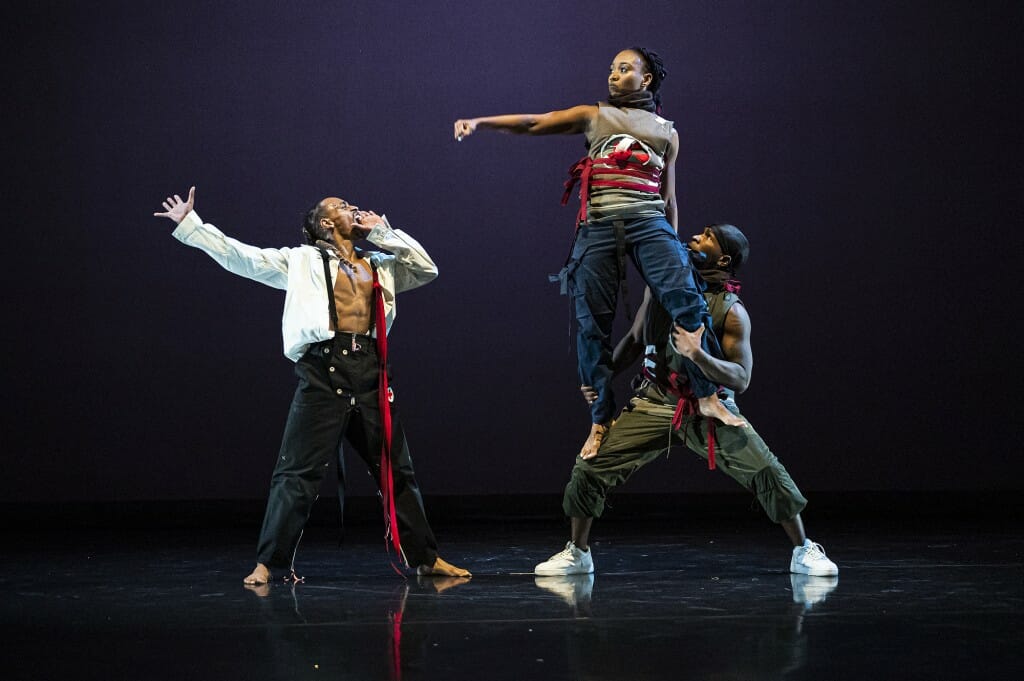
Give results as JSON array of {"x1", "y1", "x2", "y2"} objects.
[{"x1": 172, "y1": 210, "x2": 438, "y2": 361}]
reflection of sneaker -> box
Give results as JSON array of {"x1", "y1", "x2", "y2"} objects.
[
  {"x1": 790, "y1": 573, "x2": 838, "y2": 609},
  {"x1": 534, "y1": 541, "x2": 595, "y2": 575},
  {"x1": 534, "y1": 574, "x2": 594, "y2": 608},
  {"x1": 790, "y1": 540, "x2": 839, "y2": 576}
]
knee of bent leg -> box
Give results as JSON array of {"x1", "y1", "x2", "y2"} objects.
[
  {"x1": 750, "y1": 464, "x2": 808, "y2": 524},
  {"x1": 574, "y1": 307, "x2": 616, "y2": 339},
  {"x1": 562, "y1": 464, "x2": 608, "y2": 519},
  {"x1": 657, "y1": 287, "x2": 707, "y2": 328}
]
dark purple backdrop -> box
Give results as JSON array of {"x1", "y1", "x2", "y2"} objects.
[{"x1": 5, "y1": 1, "x2": 1021, "y2": 503}]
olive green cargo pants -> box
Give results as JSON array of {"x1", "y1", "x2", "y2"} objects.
[{"x1": 562, "y1": 391, "x2": 807, "y2": 523}]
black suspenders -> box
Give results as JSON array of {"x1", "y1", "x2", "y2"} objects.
[
  {"x1": 316, "y1": 247, "x2": 340, "y2": 331},
  {"x1": 317, "y1": 246, "x2": 376, "y2": 333}
]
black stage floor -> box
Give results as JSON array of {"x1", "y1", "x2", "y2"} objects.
[{"x1": 2, "y1": 495, "x2": 1022, "y2": 680}]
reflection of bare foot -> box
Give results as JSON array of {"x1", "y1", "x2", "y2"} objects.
[
  {"x1": 416, "y1": 556, "x2": 472, "y2": 578},
  {"x1": 579, "y1": 423, "x2": 609, "y2": 460},
  {"x1": 698, "y1": 393, "x2": 747, "y2": 428},
  {"x1": 243, "y1": 563, "x2": 271, "y2": 585},
  {"x1": 417, "y1": 575, "x2": 471, "y2": 593},
  {"x1": 243, "y1": 582, "x2": 270, "y2": 598}
]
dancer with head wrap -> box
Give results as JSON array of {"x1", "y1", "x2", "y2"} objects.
[
  {"x1": 535, "y1": 224, "x2": 839, "y2": 579},
  {"x1": 454, "y1": 47, "x2": 745, "y2": 458}
]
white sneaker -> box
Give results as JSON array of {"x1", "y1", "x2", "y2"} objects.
[
  {"x1": 790, "y1": 539, "x2": 839, "y2": 576},
  {"x1": 534, "y1": 541, "x2": 595, "y2": 576}
]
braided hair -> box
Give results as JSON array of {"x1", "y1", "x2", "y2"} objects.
[
  {"x1": 628, "y1": 46, "x2": 667, "y2": 112},
  {"x1": 302, "y1": 202, "x2": 328, "y2": 246}
]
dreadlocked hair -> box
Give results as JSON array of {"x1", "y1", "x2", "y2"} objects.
[{"x1": 628, "y1": 46, "x2": 667, "y2": 113}]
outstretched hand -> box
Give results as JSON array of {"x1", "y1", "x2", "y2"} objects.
[
  {"x1": 672, "y1": 323, "x2": 705, "y2": 359},
  {"x1": 453, "y1": 119, "x2": 477, "y2": 141},
  {"x1": 153, "y1": 186, "x2": 196, "y2": 224}
]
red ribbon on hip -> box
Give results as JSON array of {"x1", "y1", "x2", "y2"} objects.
[
  {"x1": 562, "y1": 156, "x2": 595, "y2": 225},
  {"x1": 668, "y1": 371, "x2": 717, "y2": 470}
]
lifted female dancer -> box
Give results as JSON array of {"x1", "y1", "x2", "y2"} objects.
[{"x1": 454, "y1": 47, "x2": 745, "y2": 456}]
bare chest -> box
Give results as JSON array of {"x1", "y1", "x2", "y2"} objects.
[{"x1": 330, "y1": 259, "x2": 375, "y2": 332}]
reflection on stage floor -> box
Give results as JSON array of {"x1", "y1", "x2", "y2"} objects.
[{"x1": 2, "y1": 508, "x2": 1021, "y2": 680}]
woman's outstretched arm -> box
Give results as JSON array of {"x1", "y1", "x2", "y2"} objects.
[{"x1": 454, "y1": 105, "x2": 598, "y2": 139}]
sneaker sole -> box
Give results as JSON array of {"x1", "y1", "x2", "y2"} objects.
[
  {"x1": 790, "y1": 563, "x2": 839, "y2": 576},
  {"x1": 534, "y1": 565, "x2": 594, "y2": 576}
]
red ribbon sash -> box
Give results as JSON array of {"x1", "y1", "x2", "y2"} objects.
[{"x1": 373, "y1": 269, "x2": 403, "y2": 564}]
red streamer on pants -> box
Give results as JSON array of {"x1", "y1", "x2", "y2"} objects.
[
  {"x1": 373, "y1": 269, "x2": 403, "y2": 567},
  {"x1": 669, "y1": 372, "x2": 717, "y2": 470}
]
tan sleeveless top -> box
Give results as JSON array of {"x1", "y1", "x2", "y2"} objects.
[{"x1": 582, "y1": 103, "x2": 675, "y2": 222}]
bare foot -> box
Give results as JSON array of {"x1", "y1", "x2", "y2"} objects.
[
  {"x1": 698, "y1": 393, "x2": 747, "y2": 428},
  {"x1": 579, "y1": 422, "x2": 609, "y2": 460},
  {"x1": 243, "y1": 563, "x2": 271, "y2": 585},
  {"x1": 243, "y1": 583, "x2": 270, "y2": 598},
  {"x1": 416, "y1": 556, "x2": 472, "y2": 578}
]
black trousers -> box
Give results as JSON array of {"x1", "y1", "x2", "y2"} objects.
[{"x1": 255, "y1": 333, "x2": 438, "y2": 570}]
